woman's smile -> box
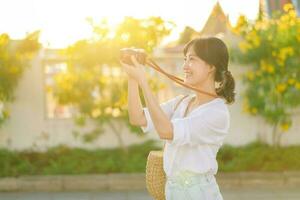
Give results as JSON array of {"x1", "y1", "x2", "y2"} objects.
[{"x1": 184, "y1": 72, "x2": 193, "y2": 78}]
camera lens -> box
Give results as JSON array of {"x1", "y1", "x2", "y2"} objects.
[{"x1": 120, "y1": 48, "x2": 147, "y2": 65}]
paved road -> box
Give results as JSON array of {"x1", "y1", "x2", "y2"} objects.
[{"x1": 0, "y1": 187, "x2": 299, "y2": 200}]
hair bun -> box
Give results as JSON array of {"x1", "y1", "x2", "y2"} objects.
[{"x1": 224, "y1": 70, "x2": 231, "y2": 76}]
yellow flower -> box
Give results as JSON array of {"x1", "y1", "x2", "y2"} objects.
[
  {"x1": 242, "y1": 99, "x2": 250, "y2": 113},
  {"x1": 9, "y1": 66, "x2": 19, "y2": 74},
  {"x1": 277, "y1": 59, "x2": 285, "y2": 67},
  {"x1": 246, "y1": 71, "x2": 255, "y2": 80},
  {"x1": 280, "y1": 15, "x2": 289, "y2": 23},
  {"x1": 288, "y1": 78, "x2": 296, "y2": 85},
  {"x1": 267, "y1": 35, "x2": 273, "y2": 41},
  {"x1": 267, "y1": 66, "x2": 275, "y2": 73},
  {"x1": 286, "y1": 47, "x2": 294, "y2": 55},
  {"x1": 279, "y1": 48, "x2": 292, "y2": 60},
  {"x1": 276, "y1": 83, "x2": 287, "y2": 93},
  {"x1": 0, "y1": 34, "x2": 9, "y2": 45},
  {"x1": 105, "y1": 107, "x2": 112, "y2": 114},
  {"x1": 60, "y1": 82, "x2": 72, "y2": 91},
  {"x1": 239, "y1": 41, "x2": 252, "y2": 53},
  {"x1": 289, "y1": 10, "x2": 297, "y2": 18},
  {"x1": 82, "y1": 71, "x2": 93, "y2": 81},
  {"x1": 290, "y1": 20, "x2": 296, "y2": 26},
  {"x1": 276, "y1": 47, "x2": 294, "y2": 66},
  {"x1": 297, "y1": 29, "x2": 300, "y2": 42},
  {"x1": 283, "y1": 3, "x2": 294, "y2": 12},
  {"x1": 245, "y1": 31, "x2": 260, "y2": 47},
  {"x1": 252, "y1": 36, "x2": 260, "y2": 47},
  {"x1": 92, "y1": 109, "x2": 101, "y2": 118},
  {"x1": 251, "y1": 107, "x2": 258, "y2": 114},
  {"x1": 255, "y1": 21, "x2": 268, "y2": 31},
  {"x1": 260, "y1": 60, "x2": 274, "y2": 73},
  {"x1": 45, "y1": 85, "x2": 52, "y2": 93},
  {"x1": 278, "y1": 22, "x2": 288, "y2": 31},
  {"x1": 112, "y1": 108, "x2": 121, "y2": 117},
  {"x1": 280, "y1": 123, "x2": 290, "y2": 132},
  {"x1": 295, "y1": 82, "x2": 300, "y2": 90}
]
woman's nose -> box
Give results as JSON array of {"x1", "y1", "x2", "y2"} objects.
[{"x1": 183, "y1": 62, "x2": 191, "y2": 70}]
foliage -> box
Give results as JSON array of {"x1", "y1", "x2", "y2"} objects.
[
  {"x1": 232, "y1": 3, "x2": 300, "y2": 146},
  {"x1": 218, "y1": 141, "x2": 300, "y2": 172},
  {"x1": 0, "y1": 31, "x2": 41, "y2": 126},
  {"x1": 1, "y1": 140, "x2": 300, "y2": 177},
  {"x1": 0, "y1": 140, "x2": 161, "y2": 177},
  {"x1": 52, "y1": 17, "x2": 174, "y2": 149}
]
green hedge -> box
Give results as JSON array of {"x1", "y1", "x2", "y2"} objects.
[
  {"x1": 0, "y1": 140, "x2": 299, "y2": 177},
  {"x1": 217, "y1": 142, "x2": 300, "y2": 172}
]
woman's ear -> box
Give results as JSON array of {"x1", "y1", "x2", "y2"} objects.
[{"x1": 208, "y1": 64, "x2": 216, "y2": 74}]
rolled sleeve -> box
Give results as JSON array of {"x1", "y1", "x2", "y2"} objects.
[
  {"x1": 166, "y1": 108, "x2": 229, "y2": 146},
  {"x1": 140, "y1": 107, "x2": 154, "y2": 133},
  {"x1": 140, "y1": 95, "x2": 184, "y2": 133},
  {"x1": 168, "y1": 118, "x2": 186, "y2": 144}
]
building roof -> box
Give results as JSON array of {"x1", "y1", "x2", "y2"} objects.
[
  {"x1": 200, "y1": 2, "x2": 231, "y2": 37},
  {"x1": 160, "y1": 2, "x2": 235, "y2": 55}
]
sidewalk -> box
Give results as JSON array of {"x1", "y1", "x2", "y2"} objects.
[
  {"x1": 0, "y1": 172, "x2": 299, "y2": 192},
  {"x1": 1, "y1": 188, "x2": 300, "y2": 200}
]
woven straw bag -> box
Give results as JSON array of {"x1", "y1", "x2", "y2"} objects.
[
  {"x1": 146, "y1": 150, "x2": 166, "y2": 200},
  {"x1": 145, "y1": 94, "x2": 189, "y2": 200}
]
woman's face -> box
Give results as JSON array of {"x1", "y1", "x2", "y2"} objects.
[{"x1": 183, "y1": 46, "x2": 215, "y2": 87}]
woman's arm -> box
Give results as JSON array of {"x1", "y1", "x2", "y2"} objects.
[
  {"x1": 139, "y1": 79, "x2": 173, "y2": 139},
  {"x1": 127, "y1": 78, "x2": 147, "y2": 126},
  {"x1": 121, "y1": 55, "x2": 172, "y2": 138}
]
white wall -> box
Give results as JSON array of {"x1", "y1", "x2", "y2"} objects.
[{"x1": 0, "y1": 49, "x2": 299, "y2": 151}]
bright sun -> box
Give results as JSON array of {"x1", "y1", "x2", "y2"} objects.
[{"x1": 0, "y1": 0, "x2": 259, "y2": 48}]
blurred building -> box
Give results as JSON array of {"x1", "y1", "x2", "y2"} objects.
[{"x1": 264, "y1": 0, "x2": 300, "y2": 16}]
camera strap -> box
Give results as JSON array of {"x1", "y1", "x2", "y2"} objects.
[{"x1": 145, "y1": 57, "x2": 219, "y2": 98}]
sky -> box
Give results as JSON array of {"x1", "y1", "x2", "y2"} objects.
[{"x1": 0, "y1": 0, "x2": 260, "y2": 48}]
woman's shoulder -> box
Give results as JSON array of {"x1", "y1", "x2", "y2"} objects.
[
  {"x1": 165, "y1": 94, "x2": 190, "y2": 103},
  {"x1": 205, "y1": 98, "x2": 230, "y2": 121},
  {"x1": 193, "y1": 96, "x2": 229, "y2": 115},
  {"x1": 160, "y1": 94, "x2": 190, "y2": 112}
]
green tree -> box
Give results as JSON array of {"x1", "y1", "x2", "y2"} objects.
[
  {"x1": 0, "y1": 31, "x2": 41, "y2": 126},
  {"x1": 232, "y1": 3, "x2": 300, "y2": 146},
  {"x1": 52, "y1": 17, "x2": 174, "y2": 153}
]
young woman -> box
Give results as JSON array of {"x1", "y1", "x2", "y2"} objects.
[{"x1": 121, "y1": 37, "x2": 235, "y2": 200}]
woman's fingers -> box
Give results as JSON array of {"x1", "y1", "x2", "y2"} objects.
[
  {"x1": 120, "y1": 56, "x2": 142, "y2": 68},
  {"x1": 130, "y1": 55, "x2": 141, "y2": 67},
  {"x1": 120, "y1": 57, "x2": 145, "y2": 81},
  {"x1": 120, "y1": 60, "x2": 134, "y2": 77},
  {"x1": 120, "y1": 60, "x2": 131, "y2": 67}
]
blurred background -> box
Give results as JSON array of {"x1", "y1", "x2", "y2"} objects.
[{"x1": 0, "y1": 0, "x2": 300, "y2": 199}]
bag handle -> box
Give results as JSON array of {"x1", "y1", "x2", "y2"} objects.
[{"x1": 174, "y1": 94, "x2": 189, "y2": 112}]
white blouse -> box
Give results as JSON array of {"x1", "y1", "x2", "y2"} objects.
[{"x1": 140, "y1": 94, "x2": 230, "y2": 177}]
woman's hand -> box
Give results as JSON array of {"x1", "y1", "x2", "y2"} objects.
[{"x1": 120, "y1": 55, "x2": 147, "y2": 84}]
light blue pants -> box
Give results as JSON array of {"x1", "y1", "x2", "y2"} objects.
[{"x1": 165, "y1": 171, "x2": 223, "y2": 200}]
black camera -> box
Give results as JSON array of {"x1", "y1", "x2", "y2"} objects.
[{"x1": 119, "y1": 48, "x2": 147, "y2": 65}]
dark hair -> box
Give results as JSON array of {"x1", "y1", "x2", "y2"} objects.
[{"x1": 183, "y1": 37, "x2": 236, "y2": 104}]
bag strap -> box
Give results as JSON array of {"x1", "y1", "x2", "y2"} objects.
[
  {"x1": 174, "y1": 94, "x2": 189, "y2": 112},
  {"x1": 169, "y1": 94, "x2": 189, "y2": 120},
  {"x1": 163, "y1": 94, "x2": 189, "y2": 151}
]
